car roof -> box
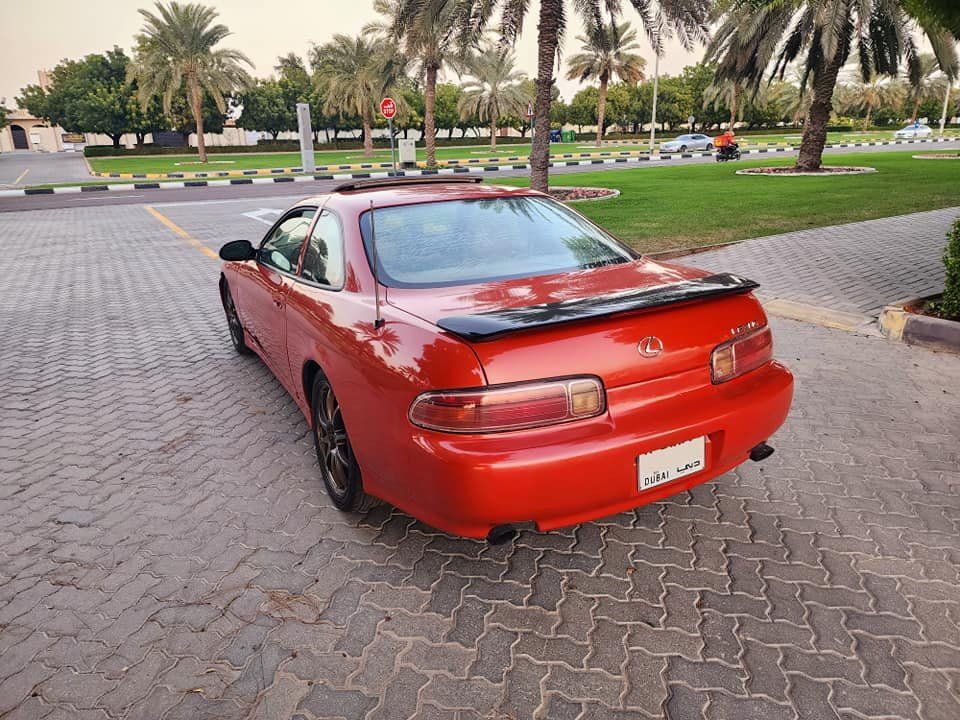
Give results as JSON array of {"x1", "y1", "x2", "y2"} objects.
[{"x1": 296, "y1": 180, "x2": 544, "y2": 214}]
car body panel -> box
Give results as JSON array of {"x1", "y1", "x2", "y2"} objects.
[
  {"x1": 221, "y1": 181, "x2": 793, "y2": 537},
  {"x1": 661, "y1": 134, "x2": 713, "y2": 151},
  {"x1": 895, "y1": 124, "x2": 932, "y2": 138}
]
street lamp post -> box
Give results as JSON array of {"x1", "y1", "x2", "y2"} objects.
[{"x1": 939, "y1": 79, "x2": 953, "y2": 137}]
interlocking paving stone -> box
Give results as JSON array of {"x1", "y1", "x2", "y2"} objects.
[
  {"x1": 688, "y1": 207, "x2": 960, "y2": 316},
  {"x1": 0, "y1": 203, "x2": 958, "y2": 719}
]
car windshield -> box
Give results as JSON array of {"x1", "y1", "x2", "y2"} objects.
[{"x1": 359, "y1": 196, "x2": 636, "y2": 288}]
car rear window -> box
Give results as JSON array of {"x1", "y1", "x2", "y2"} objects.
[{"x1": 359, "y1": 196, "x2": 636, "y2": 288}]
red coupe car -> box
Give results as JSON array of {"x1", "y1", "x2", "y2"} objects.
[{"x1": 219, "y1": 177, "x2": 793, "y2": 541}]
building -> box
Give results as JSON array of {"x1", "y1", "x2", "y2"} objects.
[{"x1": 0, "y1": 108, "x2": 64, "y2": 153}]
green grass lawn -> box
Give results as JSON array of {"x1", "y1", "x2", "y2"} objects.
[
  {"x1": 86, "y1": 131, "x2": 902, "y2": 175},
  {"x1": 493, "y1": 151, "x2": 960, "y2": 254}
]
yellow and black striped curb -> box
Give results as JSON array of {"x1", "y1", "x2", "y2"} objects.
[
  {"x1": 87, "y1": 136, "x2": 959, "y2": 179},
  {"x1": 6, "y1": 136, "x2": 957, "y2": 197}
]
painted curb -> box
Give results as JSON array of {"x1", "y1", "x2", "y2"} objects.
[
  {"x1": 879, "y1": 297, "x2": 960, "y2": 354},
  {"x1": 4, "y1": 135, "x2": 958, "y2": 197}
]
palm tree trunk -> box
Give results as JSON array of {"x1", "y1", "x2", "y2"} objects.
[
  {"x1": 595, "y1": 74, "x2": 609, "y2": 147},
  {"x1": 362, "y1": 111, "x2": 373, "y2": 157},
  {"x1": 530, "y1": 0, "x2": 561, "y2": 192},
  {"x1": 864, "y1": 102, "x2": 873, "y2": 130},
  {"x1": 490, "y1": 121, "x2": 497, "y2": 151},
  {"x1": 911, "y1": 95, "x2": 922, "y2": 123},
  {"x1": 729, "y1": 84, "x2": 740, "y2": 129},
  {"x1": 189, "y1": 78, "x2": 207, "y2": 164},
  {"x1": 424, "y1": 63, "x2": 439, "y2": 167},
  {"x1": 796, "y1": 53, "x2": 844, "y2": 172}
]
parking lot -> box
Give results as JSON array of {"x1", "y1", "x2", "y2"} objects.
[{"x1": 1, "y1": 197, "x2": 959, "y2": 719}]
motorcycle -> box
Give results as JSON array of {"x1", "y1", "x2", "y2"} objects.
[{"x1": 715, "y1": 144, "x2": 742, "y2": 162}]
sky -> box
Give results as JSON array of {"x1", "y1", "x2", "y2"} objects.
[{"x1": 0, "y1": 0, "x2": 703, "y2": 109}]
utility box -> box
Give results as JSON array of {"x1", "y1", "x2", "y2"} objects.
[
  {"x1": 561, "y1": 129, "x2": 576, "y2": 142},
  {"x1": 398, "y1": 139, "x2": 417, "y2": 168}
]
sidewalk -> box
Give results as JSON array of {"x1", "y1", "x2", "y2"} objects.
[{"x1": 684, "y1": 207, "x2": 959, "y2": 317}]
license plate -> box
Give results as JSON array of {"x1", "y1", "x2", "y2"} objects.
[{"x1": 637, "y1": 436, "x2": 705, "y2": 492}]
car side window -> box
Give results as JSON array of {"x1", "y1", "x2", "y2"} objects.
[
  {"x1": 301, "y1": 210, "x2": 345, "y2": 288},
  {"x1": 260, "y1": 208, "x2": 316, "y2": 273}
]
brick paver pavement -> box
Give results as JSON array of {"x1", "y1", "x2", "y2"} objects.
[
  {"x1": 1, "y1": 204, "x2": 959, "y2": 719},
  {"x1": 684, "y1": 207, "x2": 960, "y2": 317}
]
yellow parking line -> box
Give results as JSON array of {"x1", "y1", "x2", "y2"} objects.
[
  {"x1": 145, "y1": 205, "x2": 218, "y2": 260},
  {"x1": 13, "y1": 168, "x2": 29, "y2": 185}
]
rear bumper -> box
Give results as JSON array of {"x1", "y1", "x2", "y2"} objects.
[{"x1": 372, "y1": 361, "x2": 794, "y2": 538}]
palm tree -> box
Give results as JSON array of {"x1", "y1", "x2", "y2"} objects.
[
  {"x1": 704, "y1": 78, "x2": 744, "y2": 128},
  {"x1": 706, "y1": 0, "x2": 958, "y2": 172},
  {"x1": 130, "y1": 1, "x2": 252, "y2": 163},
  {"x1": 454, "y1": 0, "x2": 710, "y2": 191},
  {"x1": 845, "y1": 72, "x2": 906, "y2": 128},
  {"x1": 458, "y1": 46, "x2": 530, "y2": 150},
  {"x1": 907, "y1": 52, "x2": 958, "y2": 121},
  {"x1": 313, "y1": 34, "x2": 407, "y2": 157},
  {"x1": 566, "y1": 20, "x2": 645, "y2": 146},
  {"x1": 374, "y1": 0, "x2": 472, "y2": 167}
]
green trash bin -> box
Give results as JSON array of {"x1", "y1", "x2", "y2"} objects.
[{"x1": 561, "y1": 129, "x2": 576, "y2": 143}]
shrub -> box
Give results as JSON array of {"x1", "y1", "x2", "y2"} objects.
[{"x1": 941, "y1": 219, "x2": 960, "y2": 321}]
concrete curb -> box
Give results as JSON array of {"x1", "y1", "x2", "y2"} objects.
[
  {"x1": 4, "y1": 135, "x2": 957, "y2": 197},
  {"x1": 879, "y1": 297, "x2": 960, "y2": 354}
]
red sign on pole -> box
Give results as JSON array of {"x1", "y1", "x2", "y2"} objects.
[{"x1": 380, "y1": 97, "x2": 397, "y2": 120}]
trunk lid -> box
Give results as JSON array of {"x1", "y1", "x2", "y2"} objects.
[{"x1": 386, "y1": 259, "x2": 767, "y2": 388}]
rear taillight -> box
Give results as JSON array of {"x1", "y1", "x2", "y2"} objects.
[
  {"x1": 711, "y1": 327, "x2": 773, "y2": 384},
  {"x1": 409, "y1": 377, "x2": 606, "y2": 433}
]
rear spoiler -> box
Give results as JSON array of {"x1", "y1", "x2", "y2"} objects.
[{"x1": 437, "y1": 272, "x2": 760, "y2": 342}]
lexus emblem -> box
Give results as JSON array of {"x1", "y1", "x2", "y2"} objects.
[{"x1": 638, "y1": 336, "x2": 664, "y2": 358}]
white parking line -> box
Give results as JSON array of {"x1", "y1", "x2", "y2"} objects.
[{"x1": 242, "y1": 208, "x2": 282, "y2": 225}]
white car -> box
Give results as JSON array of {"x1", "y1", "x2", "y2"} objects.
[
  {"x1": 660, "y1": 134, "x2": 714, "y2": 152},
  {"x1": 895, "y1": 123, "x2": 933, "y2": 139}
]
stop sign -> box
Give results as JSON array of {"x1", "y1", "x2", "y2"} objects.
[{"x1": 380, "y1": 97, "x2": 397, "y2": 120}]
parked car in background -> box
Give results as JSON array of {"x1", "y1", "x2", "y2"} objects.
[
  {"x1": 660, "y1": 134, "x2": 714, "y2": 152},
  {"x1": 218, "y1": 177, "x2": 793, "y2": 541},
  {"x1": 895, "y1": 123, "x2": 933, "y2": 139}
]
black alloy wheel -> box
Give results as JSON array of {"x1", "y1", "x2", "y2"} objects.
[
  {"x1": 311, "y1": 373, "x2": 379, "y2": 512},
  {"x1": 221, "y1": 281, "x2": 252, "y2": 355}
]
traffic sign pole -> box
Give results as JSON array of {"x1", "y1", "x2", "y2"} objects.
[
  {"x1": 388, "y1": 117, "x2": 396, "y2": 175},
  {"x1": 379, "y1": 97, "x2": 399, "y2": 175}
]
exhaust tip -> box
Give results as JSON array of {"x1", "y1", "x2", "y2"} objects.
[
  {"x1": 486, "y1": 524, "x2": 517, "y2": 545},
  {"x1": 749, "y1": 442, "x2": 775, "y2": 462}
]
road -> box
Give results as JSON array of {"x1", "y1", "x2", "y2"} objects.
[
  {"x1": 0, "y1": 195, "x2": 958, "y2": 719},
  {"x1": 0, "y1": 150, "x2": 91, "y2": 187},
  {"x1": 2, "y1": 139, "x2": 957, "y2": 213}
]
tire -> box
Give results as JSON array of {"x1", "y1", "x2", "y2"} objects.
[
  {"x1": 220, "y1": 280, "x2": 253, "y2": 355},
  {"x1": 679, "y1": 145, "x2": 687, "y2": 152},
  {"x1": 706, "y1": 143, "x2": 713, "y2": 151},
  {"x1": 311, "y1": 371, "x2": 380, "y2": 513}
]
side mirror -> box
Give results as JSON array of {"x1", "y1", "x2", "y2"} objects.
[{"x1": 219, "y1": 240, "x2": 256, "y2": 262}]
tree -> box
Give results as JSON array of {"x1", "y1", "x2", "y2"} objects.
[
  {"x1": 907, "y1": 53, "x2": 957, "y2": 121},
  {"x1": 0, "y1": 105, "x2": 8, "y2": 130},
  {"x1": 458, "y1": 45, "x2": 530, "y2": 150},
  {"x1": 707, "y1": 0, "x2": 958, "y2": 171},
  {"x1": 566, "y1": 20, "x2": 645, "y2": 145},
  {"x1": 130, "y1": 1, "x2": 252, "y2": 163},
  {"x1": 845, "y1": 74, "x2": 906, "y2": 128},
  {"x1": 434, "y1": 83, "x2": 463, "y2": 137},
  {"x1": 458, "y1": 0, "x2": 710, "y2": 191},
  {"x1": 605, "y1": 82, "x2": 641, "y2": 132},
  {"x1": 384, "y1": 0, "x2": 474, "y2": 166},
  {"x1": 17, "y1": 48, "x2": 163, "y2": 147},
  {"x1": 314, "y1": 34, "x2": 407, "y2": 156},
  {"x1": 569, "y1": 86, "x2": 600, "y2": 132},
  {"x1": 238, "y1": 79, "x2": 293, "y2": 139},
  {"x1": 675, "y1": 63, "x2": 725, "y2": 130}
]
